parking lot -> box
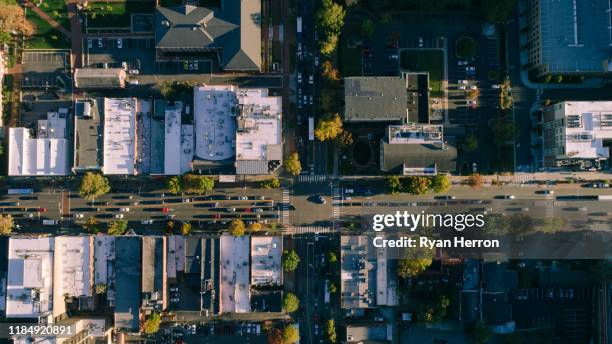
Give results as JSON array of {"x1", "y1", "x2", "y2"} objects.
[{"x1": 21, "y1": 51, "x2": 71, "y2": 90}]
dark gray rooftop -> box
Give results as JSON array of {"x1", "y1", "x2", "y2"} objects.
[
  {"x1": 381, "y1": 136, "x2": 457, "y2": 173},
  {"x1": 344, "y1": 77, "x2": 408, "y2": 122},
  {"x1": 114, "y1": 237, "x2": 142, "y2": 332},
  {"x1": 538, "y1": 0, "x2": 612, "y2": 73},
  {"x1": 155, "y1": 1, "x2": 261, "y2": 71},
  {"x1": 74, "y1": 68, "x2": 125, "y2": 89},
  {"x1": 141, "y1": 237, "x2": 164, "y2": 294}
]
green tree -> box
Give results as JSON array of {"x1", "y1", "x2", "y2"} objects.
[
  {"x1": 167, "y1": 176, "x2": 182, "y2": 195},
  {"x1": 285, "y1": 152, "x2": 302, "y2": 176},
  {"x1": 430, "y1": 174, "x2": 451, "y2": 193},
  {"x1": 143, "y1": 313, "x2": 161, "y2": 334},
  {"x1": 94, "y1": 283, "x2": 107, "y2": 295},
  {"x1": 83, "y1": 217, "x2": 101, "y2": 234},
  {"x1": 321, "y1": 61, "x2": 340, "y2": 82},
  {"x1": 338, "y1": 130, "x2": 353, "y2": 147},
  {"x1": 0, "y1": 31, "x2": 12, "y2": 44},
  {"x1": 403, "y1": 176, "x2": 431, "y2": 195},
  {"x1": 327, "y1": 251, "x2": 337, "y2": 263},
  {"x1": 398, "y1": 257, "x2": 433, "y2": 278},
  {"x1": 79, "y1": 172, "x2": 110, "y2": 201},
  {"x1": 324, "y1": 319, "x2": 337, "y2": 343},
  {"x1": 316, "y1": 0, "x2": 345, "y2": 34},
  {"x1": 554, "y1": 75, "x2": 563, "y2": 83},
  {"x1": 328, "y1": 281, "x2": 337, "y2": 293},
  {"x1": 182, "y1": 174, "x2": 215, "y2": 194},
  {"x1": 320, "y1": 34, "x2": 339, "y2": 56},
  {"x1": 543, "y1": 74, "x2": 552, "y2": 84},
  {"x1": 319, "y1": 87, "x2": 339, "y2": 112},
  {"x1": 282, "y1": 325, "x2": 300, "y2": 344},
  {"x1": 535, "y1": 217, "x2": 566, "y2": 233},
  {"x1": 387, "y1": 176, "x2": 402, "y2": 195},
  {"x1": 315, "y1": 113, "x2": 343, "y2": 142},
  {"x1": 268, "y1": 328, "x2": 283, "y2": 344},
  {"x1": 229, "y1": 219, "x2": 246, "y2": 237},
  {"x1": 282, "y1": 250, "x2": 300, "y2": 272},
  {"x1": 361, "y1": 18, "x2": 375, "y2": 37},
  {"x1": 249, "y1": 222, "x2": 263, "y2": 231},
  {"x1": 0, "y1": 214, "x2": 14, "y2": 235},
  {"x1": 261, "y1": 177, "x2": 281, "y2": 189},
  {"x1": 107, "y1": 220, "x2": 128, "y2": 235},
  {"x1": 463, "y1": 134, "x2": 479, "y2": 152},
  {"x1": 473, "y1": 321, "x2": 491, "y2": 344},
  {"x1": 481, "y1": 0, "x2": 517, "y2": 23},
  {"x1": 181, "y1": 222, "x2": 192, "y2": 235},
  {"x1": 282, "y1": 292, "x2": 300, "y2": 313}
]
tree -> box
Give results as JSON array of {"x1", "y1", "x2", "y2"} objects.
[
  {"x1": 167, "y1": 176, "x2": 182, "y2": 195},
  {"x1": 398, "y1": 257, "x2": 433, "y2": 278},
  {"x1": 328, "y1": 281, "x2": 337, "y2": 293},
  {"x1": 229, "y1": 219, "x2": 246, "y2": 237},
  {"x1": 181, "y1": 222, "x2": 192, "y2": 235},
  {"x1": 316, "y1": 0, "x2": 345, "y2": 34},
  {"x1": 83, "y1": 217, "x2": 101, "y2": 234},
  {"x1": 321, "y1": 61, "x2": 340, "y2": 82},
  {"x1": 327, "y1": 252, "x2": 337, "y2": 263},
  {"x1": 403, "y1": 176, "x2": 431, "y2": 195},
  {"x1": 166, "y1": 220, "x2": 175, "y2": 233},
  {"x1": 325, "y1": 319, "x2": 337, "y2": 343},
  {"x1": 337, "y1": 130, "x2": 353, "y2": 147},
  {"x1": 467, "y1": 173, "x2": 484, "y2": 189},
  {"x1": 463, "y1": 134, "x2": 479, "y2": 152},
  {"x1": 79, "y1": 172, "x2": 110, "y2": 201},
  {"x1": 430, "y1": 174, "x2": 451, "y2": 193},
  {"x1": 285, "y1": 152, "x2": 302, "y2": 176},
  {"x1": 535, "y1": 217, "x2": 565, "y2": 233},
  {"x1": 143, "y1": 313, "x2": 161, "y2": 334},
  {"x1": 107, "y1": 220, "x2": 128, "y2": 235},
  {"x1": 261, "y1": 177, "x2": 281, "y2": 189},
  {"x1": 387, "y1": 176, "x2": 402, "y2": 195},
  {"x1": 456, "y1": 36, "x2": 476, "y2": 59},
  {"x1": 320, "y1": 34, "x2": 339, "y2": 56},
  {"x1": 0, "y1": 31, "x2": 12, "y2": 44},
  {"x1": 268, "y1": 328, "x2": 283, "y2": 344},
  {"x1": 0, "y1": 215, "x2": 14, "y2": 235},
  {"x1": 473, "y1": 321, "x2": 491, "y2": 344},
  {"x1": 467, "y1": 88, "x2": 480, "y2": 100},
  {"x1": 319, "y1": 88, "x2": 339, "y2": 113},
  {"x1": 182, "y1": 174, "x2": 215, "y2": 194},
  {"x1": 361, "y1": 18, "x2": 375, "y2": 37},
  {"x1": 282, "y1": 250, "x2": 300, "y2": 272},
  {"x1": 0, "y1": 5, "x2": 35, "y2": 36},
  {"x1": 249, "y1": 222, "x2": 263, "y2": 231},
  {"x1": 491, "y1": 119, "x2": 515, "y2": 146},
  {"x1": 554, "y1": 75, "x2": 563, "y2": 83},
  {"x1": 282, "y1": 325, "x2": 300, "y2": 344},
  {"x1": 543, "y1": 74, "x2": 552, "y2": 84},
  {"x1": 282, "y1": 292, "x2": 300, "y2": 313},
  {"x1": 481, "y1": 0, "x2": 517, "y2": 23},
  {"x1": 94, "y1": 283, "x2": 107, "y2": 295},
  {"x1": 315, "y1": 113, "x2": 343, "y2": 142}
]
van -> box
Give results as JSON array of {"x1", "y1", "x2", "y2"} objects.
[{"x1": 43, "y1": 220, "x2": 58, "y2": 225}]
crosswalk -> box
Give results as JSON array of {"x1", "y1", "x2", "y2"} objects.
[
  {"x1": 281, "y1": 188, "x2": 290, "y2": 225},
  {"x1": 332, "y1": 186, "x2": 341, "y2": 220},
  {"x1": 545, "y1": 200, "x2": 555, "y2": 218},
  {"x1": 514, "y1": 173, "x2": 535, "y2": 183},
  {"x1": 535, "y1": 88, "x2": 543, "y2": 102},
  {"x1": 291, "y1": 226, "x2": 333, "y2": 234},
  {"x1": 298, "y1": 174, "x2": 328, "y2": 183}
]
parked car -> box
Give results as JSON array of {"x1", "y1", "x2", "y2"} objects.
[
  {"x1": 75, "y1": 213, "x2": 84, "y2": 219},
  {"x1": 120, "y1": 207, "x2": 130, "y2": 212},
  {"x1": 117, "y1": 38, "x2": 123, "y2": 48},
  {"x1": 114, "y1": 214, "x2": 124, "y2": 219},
  {"x1": 317, "y1": 195, "x2": 326, "y2": 204}
]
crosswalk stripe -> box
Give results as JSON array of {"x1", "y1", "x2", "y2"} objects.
[
  {"x1": 291, "y1": 226, "x2": 332, "y2": 234},
  {"x1": 297, "y1": 174, "x2": 328, "y2": 183}
]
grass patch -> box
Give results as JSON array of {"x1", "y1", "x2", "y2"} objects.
[
  {"x1": 339, "y1": 42, "x2": 361, "y2": 77},
  {"x1": 0, "y1": 0, "x2": 18, "y2": 4},
  {"x1": 400, "y1": 49, "x2": 444, "y2": 97},
  {"x1": 37, "y1": 0, "x2": 70, "y2": 31},
  {"x1": 86, "y1": 1, "x2": 154, "y2": 28},
  {"x1": 25, "y1": 8, "x2": 70, "y2": 49}
]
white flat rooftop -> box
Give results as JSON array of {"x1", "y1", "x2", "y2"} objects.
[
  {"x1": 164, "y1": 103, "x2": 182, "y2": 175},
  {"x1": 235, "y1": 88, "x2": 282, "y2": 161},
  {"x1": 560, "y1": 101, "x2": 612, "y2": 159},
  {"x1": 194, "y1": 85, "x2": 237, "y2": 161},
  {"x1": 251, "y1": 236, "x2": 282, "y2": 286},
  {"x1": 181, "y1": 124, "x2": 194, "y2": 174},
  {"x1": 220, "y1": 235, "x2": 250, "y2": 313},
  {"x1": 102, "y1": 98, "x2": 136, "y2": 175}
]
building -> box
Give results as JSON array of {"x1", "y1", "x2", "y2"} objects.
[
  {"x1": 93, "y1": 235, "x2": 116, "y2": 303},
  {"x1": 220, "y1": 234, "x2": 250, "y2": 313},
  {"x1": 194, "y1": 85, "x2": 282, "y2": 174},
  {"x1": 114, "y1": 236, "x2": 141, "y2": 333},
  {"x1": 5, "y1": 237, "x2": 54, "y2": 321},
  {"x1": 346, "y1": 324, "x2": 391, "y2": 343},
  {"x1": 164, "y1": 102, "x2": 182, "y2": 175},
  {"x1": 102, "y1": 98, "x2": 137, "y2": 175},
  {"x1": 52, "y1": 236, "x2": 94, "y2": 322},
  {"x1": 8, "y1": 110, "x2": 69, "y2": 176},
  {"x1": 523, "y1": 0, "x2": 612, "y2": 77},
  {"x1": 380, "y1": 123, "x2": 457, "y2": 175},
  {"x1": 344, "y1": 74, "x2": 429, "y2": 123},
  {"x1": 155, "y1": 1, "x2": 261, "y2": 71},
  {"x1": 542, "y1": 101, "x2": 612, "y2": 170},
  {"x1": 250, "y1": 236, "x2": 282, "y2": 286},
  {"x1": 74, "y1": 68, "x2": 126, "y2": 89},
  {"x1": 73, "y1": 99, "x2": 102, "y2": 172},
  {"x1": 141, "y1": 237, "x2": 167, "y2": 312}
]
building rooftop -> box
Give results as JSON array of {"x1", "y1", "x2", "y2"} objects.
[
  {"x1": 250, "y1": 236, "x2": 282, "y2": 286},
  {"x1": 53, "y1": 236, "x2": 93, "y2": 319},
  {"x1": 102, "y1": 98, "x2": 136, "y2": 175},
  {"x1": 74, "y1": 68, "x2": 126, "y2": 89},
  {"x1": 6, "y1": 237, "x2": 54, "y2": 319},
  {"x1": 556, "y1": 101, "x2": 612, "y2": 159},
  {"x1": 344, "y1": 77, "x2": 409, "y2": 122},
  {"x1": 114, "y1": 236, "x2": 141, "y2": 332},
  {"x1": 220, "y1": 235, "x2": 250, "y2": 313},
  {"x1": 8, "y1": 111, "x2": 69, "y2": 176},
  {"x1": 142, "y1": 237, "x2": 166, "y2": 311},
  {"x1": 340, "y1": 236, "x2": 376, "y2": 309},
  {"x1": 537, "y1": 0, "x2": 612, "y2": 74},
  {"x1": 181, "y1": 124, "x2": 194, "y2": 173},
  {"x1": 74, "y1": 99, "x2": 102, "y2": 171},
  {"x1": 346, "y1": 324, "x2": 389, "y2": 343},
  {"x1": 155, "y1": 1, "x2": 261, "y2": 71},
  {"x1": 194, "y1": 85, "x2": 237, "y2": 161},
  {"x1": 164, "y1": 102, "x2": 182, "y2": 175}
]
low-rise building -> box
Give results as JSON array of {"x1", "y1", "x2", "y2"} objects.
[
  {"x1": 220, "y1": 234, "x2": 250, "y2": 313},
  {"x1": 8, "y1": 110, "x2": 70, "y2": 176},
  {"x1": 74, "y1": 68, "x2": 126, "y2": 89},
  {"x1": 142, "y1": 236, "x2": 167, "y2": 312},
  {"x1": 102, "y1": 98, "x2": 137, "y2": 175},
  {"x1": 542, "y1": 101, "x2": 612, "y2": 170},
  {"x1": 346, "y1": 324, "x2": 391, "y2": 343},
  {"x1": 250, "y1": 236, "x2": 282, "y2": 286},
  {"x1": 114, "y1": 236, "x2": 141, "y2": 333}
]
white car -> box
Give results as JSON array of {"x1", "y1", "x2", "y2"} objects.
[
  {"x1": 314, "y1": 56, "x2": 319, "y2": 66},
  {"x1": 459, "y1": 79, "x2": 468, "y2": 84},
  {"x1": 120, "y1": 207, "x2": 130, "y2": 212},
  {"x1": 309, "y1": 95, "x2": 313, "y2": 105},
  {"x1": 75, "y1": 213, "x2": 84, "y2": 219},
  {"x1": 114, "y1": 214, "x2": 124, "y2": 219},
  {"x1": 466, "y1": 66, "x2": 475, "y2": 71},
  {"x1": 87, "y1": 39, "x2": 92, "y2": 49},
  {"x1": 182, "y1": 198, "x2": 191, "y2": 203},
  {"x1": 309, "y1": 74, "x2": 314, "y2": 84},
  {"x1": 238, "y1": 196, "x2": 248, "y2": 200},
  {"x1": 470, "y1": 85, "x2": 478, "y2": 90},
  {"x1": 297, "y1": 72, "x2": 302, "y2": 84},
  {"x1": 117, "y1": 38, "x2": 123, "y2": 48},
  {"x1": 418, "y1": 37, "x2": 424, "y2": 48},
  {"x1": 97, "y1": 38, "x2": 103, "y2": 48},
  {"x1": 457, "y1": 60, "x2": 468, "y2": 65},
  {"x1": 141, "y1": 219, "x2": 154, "y2": 225},
  {"x1": 458, "y1": 85, "x2": 466, "y2": 90},
  {"x1": 492, "y1": 84, "x2": 501, "y2": 89}
]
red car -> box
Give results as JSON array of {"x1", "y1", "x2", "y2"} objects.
[
  {"x1": 213, "y1": 213, "x2": 221, "y2": 219},
  {"x1": 161, "y1": 207, "x2": 170, "y2": 213},
  {"x1": 38, "y1": 207, "x2": 48, "y2": 212}
]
